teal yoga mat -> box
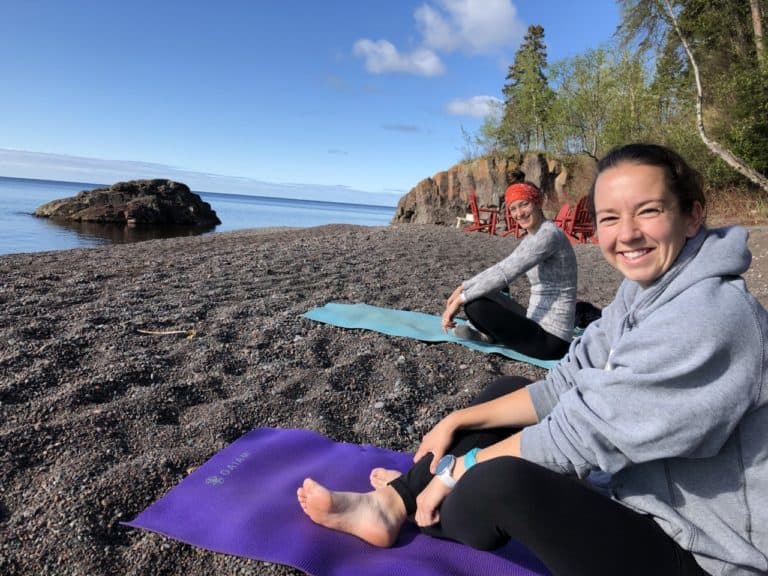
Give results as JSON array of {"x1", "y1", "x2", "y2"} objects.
[{"x1": 303, "y1": 303, "x2": 559, "y2": 369}]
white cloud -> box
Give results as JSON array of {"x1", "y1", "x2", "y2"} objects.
[
  {"x1": 352, "y1": 0, "x2": 523, "y2": 76},
  {"x1": 353, "y1": 39, "x2": 445, "y2": 76},
  {"x1": 414, "y1": 4, "x2": 458, "y2": 52},
  {"x1": 416, "y1": 0, "x2": 524, "y2": 54},
  {"x1": 446, "y1": 96, "x2": 503, "y2": 119}
]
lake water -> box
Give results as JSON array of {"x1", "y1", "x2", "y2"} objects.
[{"x1": 0, "y1": 176, "x2": 396, "y2": 256}]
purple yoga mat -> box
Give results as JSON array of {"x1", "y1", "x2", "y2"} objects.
[{"x1": 125, "y1": 427, "x2": 550, "y2": 576}]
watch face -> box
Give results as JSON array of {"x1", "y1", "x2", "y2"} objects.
[{"x1": 435, "y1": 455, "x2": 456, "y2": 475}]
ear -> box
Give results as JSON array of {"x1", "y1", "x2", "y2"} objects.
[{"x1": 685, "y1": 201, "x2": 705, "y2": 237}]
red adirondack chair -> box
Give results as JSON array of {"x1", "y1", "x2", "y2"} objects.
[
  {"x1": 463, "y1": 191, "x2": 498, "y2": 236},
  {"x1": 565, "y1": 196, "x2": 598, "y2": 244},
  {"x1": 552, "y1": 202, "x2": 575, "y2": 232}
]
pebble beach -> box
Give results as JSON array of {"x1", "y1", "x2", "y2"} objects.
[{"x1": 1, "y1": 223, "x2": 766, "y2": 576}]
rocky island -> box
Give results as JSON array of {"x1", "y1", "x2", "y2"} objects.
[{"x1": 33, "y1": 179, "x2": 221, "y2": 227}]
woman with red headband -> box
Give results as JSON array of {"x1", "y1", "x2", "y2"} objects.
[{"x1": 442, "y1": 181, "x2": 577, "y2": 360}]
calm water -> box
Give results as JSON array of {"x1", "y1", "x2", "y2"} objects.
[{"x1": 0, "y1": 176, "x2": 396, "y2": 255}]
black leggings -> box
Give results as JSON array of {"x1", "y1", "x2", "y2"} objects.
[
  {"x1": 389, "y1": 376, "x2": 709, "y2": 576},
  {"x1": 464, "y1": 292, "x2": 570, "y2": 360}
]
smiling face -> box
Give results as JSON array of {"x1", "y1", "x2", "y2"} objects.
[
  {"x1": 508, "y1": 198, "x2": 544, "y2": 233},
  {"x1": 593, "y1": 162, "x2": 703, "y2": 287}
]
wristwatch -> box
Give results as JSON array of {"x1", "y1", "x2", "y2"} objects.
[{"x1": 435, "y1": 454, "x2": 457, "y2": 488}]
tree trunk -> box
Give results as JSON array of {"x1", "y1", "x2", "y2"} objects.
[
  {"x1": 661, "y1": 0, "x2": 768, "y2": 192},
  {"x1": 750, "y1": 0, "x2": 765, "y2": 69}
]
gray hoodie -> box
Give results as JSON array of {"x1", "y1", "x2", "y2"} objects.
[{"x1": 521, "y1": 226, "x2": 768, "y2": 576}]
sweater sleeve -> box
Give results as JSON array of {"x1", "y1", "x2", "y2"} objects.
[
  {"x1": 525, "y1": 283, "x2": 627, "y2": 417},
  {"x1": 520, "y1": 280, "x2": 761, "y2": 478},
  {"x1": 462, "y1": 224, "x2": 559, "y2": 302}
]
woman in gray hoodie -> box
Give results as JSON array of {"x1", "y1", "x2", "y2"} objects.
[{"x1": 298, "y1": 144, "x2": 768, "y2": 576}]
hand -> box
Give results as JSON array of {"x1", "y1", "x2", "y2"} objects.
[
  {"x1": 414, "y1": 476, "x2": 453, "y2": 527},
  {"x1": 441, "y1": 285, "x2": 465, "y2": 332},
  {"x1": 441, "y1": 306, "x2": 457, "y2": 332},
  {"x1": 441, "y1": 298, "x2": 462, "y2": 333},
  {"x1": 414, "y1": 415, "x2": 456, "y2": 471}
]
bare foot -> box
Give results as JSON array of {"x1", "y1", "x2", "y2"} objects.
[
  {"x1": 369, "y1": 467, "x2": 402, "y2": 489},
  {"x1": 297, "y1": 477, "x2": 406, "y2": 547}
]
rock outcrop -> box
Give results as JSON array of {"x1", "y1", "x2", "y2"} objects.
[
  {"x1": 34, "y1": 179, "x2": 221, "y2": 227},
  {"x1": 392, "y1": 153, "x2": 596, "y2": 225}
]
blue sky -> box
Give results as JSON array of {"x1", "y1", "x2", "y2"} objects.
[{"x1": 0, "y1": 0, "x2": 620, "y2": 205}]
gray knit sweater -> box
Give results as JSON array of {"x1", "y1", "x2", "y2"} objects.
[{"x1": 461, "y1": 220, "x2": 577, "y2": 341}]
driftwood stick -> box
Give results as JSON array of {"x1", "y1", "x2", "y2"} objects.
[{"x1": 136, "y1": 328, "x2": 197, "y2": 338}]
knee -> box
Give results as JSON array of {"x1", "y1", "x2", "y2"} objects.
[
  {"x1": 463, "y1": 298, "x2": 482, "y2": 318},
  {"x1": 464, "y1": 295, "x2": 501, "y2": 318},
  {"x1": 472, "y1": 376, "x2": 531, "y2": 405},
  {"x1": 478, "y1": 457, "x2": 547, "y2": 495}
]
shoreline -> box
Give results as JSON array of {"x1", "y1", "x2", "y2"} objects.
[
  {"x1": 0, "y1": 176, "x2": 396, "y2": 258},
  {"x1": 1, "y1": 223, "x2": 765, "y2": 575}
]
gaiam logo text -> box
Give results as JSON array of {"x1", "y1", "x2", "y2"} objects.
[{"x1": 204, "y1": 450, "x2": 251, "y2": 487}]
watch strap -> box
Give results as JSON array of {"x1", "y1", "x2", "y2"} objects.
[
  {"x1": 435, "y1": 454, "x2": 457, "y2": 488},
  {"x1": 464, "y1": 448, "x2": 480, "y2": 471},
  {"x1": 436, "y1": 469, "x2": 456, "y2": 488}
]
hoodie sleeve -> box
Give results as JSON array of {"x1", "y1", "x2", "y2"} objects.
[
  {"x1": 520, "y1": 279, "x2": 762, "y2": 478},
  {"x1": 462, "y1": 224, "x2": 559, "y2": 302},
  {"x1": 525, "y1": 282, "x2": 632, "y2": 417}
]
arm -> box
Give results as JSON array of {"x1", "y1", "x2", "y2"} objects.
[
  {"x1": 462, "y1": 224, "x2": 559, "y2": 303},
  {"x1": 414, "y1": 386, "x2": 538, "y2": 470},
  {"x1": 526, "y1": 286, "x2": 625, "y2": 418}
]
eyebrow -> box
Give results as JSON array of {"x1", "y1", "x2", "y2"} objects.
[{"x1": 595, "y1": 198, "x2": 665, "y2": 215}]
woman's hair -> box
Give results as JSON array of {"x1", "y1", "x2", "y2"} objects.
[
  {"x1": 589, "y1": 143, "x2": 706, "y2": 217},
  {"x1": 509, "y1": 168, "x2": 526, "y2": 183}
]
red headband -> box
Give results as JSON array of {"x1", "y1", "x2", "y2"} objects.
[{"x1": 505, "y1": 183, "x2": 542, "y2": 207}]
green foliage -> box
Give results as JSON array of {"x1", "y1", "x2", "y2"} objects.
[{"x1": 546, "y1": 48, "x2": 657, "y2": 159}]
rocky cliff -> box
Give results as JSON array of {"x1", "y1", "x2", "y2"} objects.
[
  {"x1": 34, "y1": 179, "x2": 221, "y2": 227},
  {"x1": 391, "y1": 153, "x2": 596, "y2": 225}
]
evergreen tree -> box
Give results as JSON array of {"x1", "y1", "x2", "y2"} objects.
[{"x1": 498, "y1": 25, "x2": 555, "y2": 152}]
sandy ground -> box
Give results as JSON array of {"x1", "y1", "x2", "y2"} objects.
[{"x1": 1, "y1": 222, "x2": 766, "y2": 576}]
